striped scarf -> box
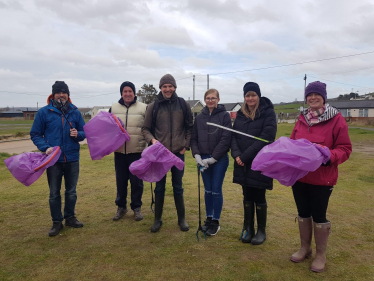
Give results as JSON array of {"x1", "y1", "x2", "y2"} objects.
[{"x1": 306, "y1": 106, "x2": 326, "y2": 124}]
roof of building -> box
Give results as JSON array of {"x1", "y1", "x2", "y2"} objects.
[
  {"x1": 77, "y1": 108, "x2": 92, "y2": 114},
  {"x1": 185, "y1": 100, "x2": 203, "y2": 108},
  {"x1": 220, "y1": 103, "x2": 242, "y2": 111},
  {"x1": 329, "y1": 100, "x2": 374, "y2": 109}
]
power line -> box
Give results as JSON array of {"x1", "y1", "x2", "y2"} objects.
[
  {"x1": 308, "y1": 75, "x2": 373, "y2": 89},
  {"x1": 197, "y1": 50, "x2": 374, "y2": 76}
]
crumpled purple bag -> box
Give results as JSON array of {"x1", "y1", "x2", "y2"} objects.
[
  {"x1": 251, "y1": 137, "x2": 331, "y2": 186},
  {"x1": 84, "y1": 111, "x2": 130, "y2": 160},
  {"x1": 4, "y1": 146, "x2": 61, "y2": 186},
  {"x1": 129, "y1": 141, "x2": 185, "y2": 182}
]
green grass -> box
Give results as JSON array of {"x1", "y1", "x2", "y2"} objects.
[
  {"x1": 0, "y1": 124, "x2": 373, "y2": 280},
  {"x1": 274, "y1": 103, "x2": 303, "y2": 114}
]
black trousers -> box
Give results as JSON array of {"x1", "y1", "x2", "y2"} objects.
[
  {"x1": 114, "y1": 152, "x2": 144, "y2": 210},
  {"x1": 292, "y1": 181, "x2": 333, "y2": 223},
  {"x1": 242, "y1": 186, "x2": 266, "y2": 204}
]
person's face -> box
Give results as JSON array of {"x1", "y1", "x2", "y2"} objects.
[
  {"x1": 122, "y1": 86, "x2": 135, "y2": 105},
  {"x1": 245, "y1": 92, "x2": 259, "y2": 109},
  {"x1": 54, "y1": 92, "x2": 69, "y2": 103},
  {"x1": 306, "y1": 93, "x2": 324, "y2": 111},
  {"x1": 205, "y1": 93, "x2": 220, "y2": 111},
  {"x1": 161, "y1": 84, "x2": 175, "y2": 99}
]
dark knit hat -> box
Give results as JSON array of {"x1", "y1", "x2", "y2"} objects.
[
  {"x1": 159, "y1": 74, "x2": 177, "y2": 89},
  {"x1": 243, "y1": 82, "x2": 261, "y2": 97},
  {"x1": 120, "y1": 81, "x2": 136, "y2": 96},
  {"x1": 52, "y1": 81, "x2": 70, "y2": 96},
  {"x1": 305, "y1": 81, "x2": 327, "y2": 103}
]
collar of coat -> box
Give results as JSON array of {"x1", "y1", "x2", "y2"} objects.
[{"x1": 302, "y1": 103, "x2": 339, "y2": 126}]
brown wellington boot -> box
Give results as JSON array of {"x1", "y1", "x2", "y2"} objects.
[
  {"x1": 311, "y1": 221, "x2": 331, "y2": 273},
  {"x1": 290, "y1": 216, "x2": 313, "y2": 263}
]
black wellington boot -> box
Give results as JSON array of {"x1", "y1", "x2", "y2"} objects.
[
  {"x1": 240, "y1": 201, "x2": 255, "y2": 243},
  {"x1": 151, "y1": 195, "x2": 164, "y2": 233},
  {"x1": 174, "y1": 194, "x2": 189, "y2": 231},
  {"x1": 251, "y1": 203, "x2": 267, "y2": 245}
]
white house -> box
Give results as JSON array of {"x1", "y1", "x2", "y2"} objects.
[
  {"x1": 91, "y1": 106, "x2": 111, "y2": 118},
  {"x1": 329, "y1": 100, "x2": 374, "y2": 120}
]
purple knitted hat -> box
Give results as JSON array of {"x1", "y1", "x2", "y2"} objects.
[{"x1": 305, "y1": 81, "x2": 327, "y2": 103}]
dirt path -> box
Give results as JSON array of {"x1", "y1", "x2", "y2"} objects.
[{"x1": 0, "y1": 139, "x2": 87, "y2": 154}]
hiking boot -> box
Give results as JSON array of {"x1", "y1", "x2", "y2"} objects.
[
  {"x1": 133, "y1": 207, "x2": 143, "y2": 221},
  {"x1": 113, "y1": 207, "x2": 127, "y2": 221},
  {"x1": 206, "y1": 220, "x2": 220, "y2": 236},
  {"x1": 202, "y1": 217, "x2": 212, "y2": 232},
  {"x1": 65, "y1": 216, "x2": 84, "y2": 228},
  {"x1": 49, "y1": 221, "x2": 63, "y2": 237}
]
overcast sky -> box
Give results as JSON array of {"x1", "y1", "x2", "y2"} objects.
[{"x1": 1, "y1": 0, "x2": 373, "y2": 108}]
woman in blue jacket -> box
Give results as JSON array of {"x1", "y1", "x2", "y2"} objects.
[
  {"x1": 231, "y1": 82, "x2": 277, "y2": 245},
  {"x1": 191, "y1": 89, "x2": 232, "y2": 236}
]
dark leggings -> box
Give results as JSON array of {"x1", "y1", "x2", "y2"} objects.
[
  {"x1": 242, "y1": 186, "x2": 266, "y2": 204},
  {"x1": 292, "y1": 181, "x2": 333, "y2": 223}
]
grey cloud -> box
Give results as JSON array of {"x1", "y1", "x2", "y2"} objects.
[{"x1": 135, "y1": 26, "x2": 195, "y2": 47}]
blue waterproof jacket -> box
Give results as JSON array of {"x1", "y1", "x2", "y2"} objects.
[{"x1": 30, "y1": 99, "x2": 86, "y2": 162}]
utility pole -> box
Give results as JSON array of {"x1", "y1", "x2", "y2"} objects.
[
  {"x1": 193, "y1": 75, "x2": 195, "y2": 100},
  {"x1": 207, "y1": 74, "x2": 209, "y2": 90}
]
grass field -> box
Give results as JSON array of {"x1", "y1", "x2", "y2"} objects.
[{"x1": 0, "y1": 125, "x2": 373, "y2": 280}]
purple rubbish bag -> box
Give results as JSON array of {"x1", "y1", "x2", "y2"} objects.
[
  {"x1": 84, "y1": 111, "x2": 130, "y2": 160},
  {"x1": 129, "y1": 141, "x2": 185, "y2": 182},
  {"x1": 251, "y1": 137, "x2": 331, "y2": 186},
  {"x1": 4, "y1": 146, "x2": 61, "y2": 186}
]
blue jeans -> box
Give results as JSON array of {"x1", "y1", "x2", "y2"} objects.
[
  {"x1": 154, "y1": 153, "x2": 184, "y2": 196},
  {"x1": 46, "y1": 161, "x2": 79, "y2": 222},
  {"x1": 201, "y1": 154, "x2": 229, "y2": 220}
]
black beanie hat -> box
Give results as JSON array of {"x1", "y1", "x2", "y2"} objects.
[
  {"x1": 52, "y1": 81, "x2": 70, "y2": 96},
  {"x1": 243, "y1": 82, "x2": 261, "y2": 97},
  {"x1": 120, "y1": 81, "x2": 136, "y2": 95}
]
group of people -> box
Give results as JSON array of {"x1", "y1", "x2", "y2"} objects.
[{"x1": 30, "y1": 75, "x2": 351, "y2": 273}]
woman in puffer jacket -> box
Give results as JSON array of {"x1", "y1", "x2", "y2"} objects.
[
  {"x1": 290, "y1": 81, "x2": 351, "y2": 273},
  {"x1": 231, "y1": 82, "x2": 277, "y2": 245},
  {"x1": 191, "y1": 89, "x2": 232, "y2": 236}
]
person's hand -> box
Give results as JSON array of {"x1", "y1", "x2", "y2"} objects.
[
  {"x1": 194, "y1": 154, "x2": 204, "y2": 168},
  {"x1": 202, "y1": 157, "x2": 217, "y2": 166},
  {"x1": 70, "y1": 128, "x2": 78, "y2": 138},
  {"x1": 236, "y1": 156, "x2": 244, "y2": 166},
  {"x1": 151, "y1": 139, "x2": 158, "y2": 144},
  {"x1": 46, "y1": 147, "x2": 54, "y2": 155},
  {"x1": 180, "y1": 147, "x2": 186, "y2": 155}
]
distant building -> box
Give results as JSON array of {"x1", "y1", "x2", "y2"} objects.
[
  {"x1": 0, "y1": 111, "x2": 24, "y2": 118},
  {"x1": 91, "y1": 106, "x2": 111, "y2": 118},
  {"x1": 186, "y1": 100, "x2": 204, "y2": 119},
  {"x1": 23, "y1": 109, "x2": 38, "y2": 120},
  {"x1": 220, "y1": 102, "x2": 242, "y2": 119},
  {"x1": 78, "y1": 107, "x2": 92, "y2": 118},
  {"x1": 329, "y1": 100, "x2": 374, "y2": 121}
]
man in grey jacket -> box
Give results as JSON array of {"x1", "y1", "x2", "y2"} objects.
[{"x1": 142, "y1": 74, "x2": 193, "y2": 232}]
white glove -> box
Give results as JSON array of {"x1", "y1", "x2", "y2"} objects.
[
  {"x1": 194, "y1": 154, "x2": 205, "y2": 168},
  {"x1": 202, "y1": 157, "x2": 217, "y2": 166}
]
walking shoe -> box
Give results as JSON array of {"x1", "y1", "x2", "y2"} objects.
[
  {"x1": 206, "y1": 220, "x2": 220, "y2": 236},
  {"x1": 65, "y1": 216, "x2": 84, "y2": 228},
  {"x1": 113, "y1": 207, "x2": 127, "y2": 221},
  {"x1": 49, "y1": 221, "x2": 63, "y2": 237},
  {"x1": 133, "y1": 207, "x2": 143, "y2": 221},
  {"x1": 202, "y1": 217, "x2": 212, "y2": 232}
]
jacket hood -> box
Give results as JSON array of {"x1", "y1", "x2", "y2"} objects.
[
  {"x1": 47, "y1": 94, "x2": 72, "y2": 105},
  {"x1": 202, "y1": 104, "x2": 227, "y2": 115},
  {"x1": 237, "y1": 96, "x2": 274, "y2": 118}
]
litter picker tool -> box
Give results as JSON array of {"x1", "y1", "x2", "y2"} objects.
[
  {"x1": 59, "y1": 98, "x2": 74, "y2": 129},
  {"x1": 206, "y1": 122, "x2": 271, "y2": 143},
  {"x1": 196, "y1": 166, "x2": 206, "y2": 241}
]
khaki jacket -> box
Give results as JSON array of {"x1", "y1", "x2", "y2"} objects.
[{"x1": 111, "y1": 100, "x2": 147, "y2": 154}]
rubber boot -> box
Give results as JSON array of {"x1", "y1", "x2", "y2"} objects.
[
  {"x1": 150, "y1": 195, "x2": 164, "y2": 233},
  {"x1": 311, "y1": 221, "x2": 331, "y2": 273},
  {"x1": 290, "y1": 216, "x2": 313, "y2": 262},
  {"x1": 174, "y1": 194, "x2": 189, "y2": 231},
  {"x1": 240, "y1": 201, "x2": 255, "y2": 243},
  {"x1": 251, "y1": 203, "x2": 267, "y2": 245}
]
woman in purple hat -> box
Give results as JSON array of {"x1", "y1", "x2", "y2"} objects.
[{"x1": 290, "y1": 81, "x2": 352, "y2": 272}]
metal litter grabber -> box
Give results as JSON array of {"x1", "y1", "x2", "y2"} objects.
[
  {"x1": 196, "y1": 166, "x2": 206, "y2": 241},
  {"x1": 150, "y1": 182, "x2": 155, "y2": 213}
]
